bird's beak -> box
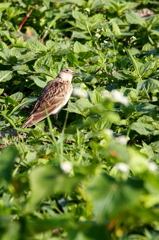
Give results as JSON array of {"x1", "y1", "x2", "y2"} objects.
[{"x1": 72, "y1": 71, "x2": 78, "y2": 75}]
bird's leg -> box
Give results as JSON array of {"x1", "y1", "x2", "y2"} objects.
[
  {"x1": 54, "y1": 113, "x2": 58, "y2": 120},
  {"x1": 54, "y1": 113, "x2": 62, "y2": 130}
]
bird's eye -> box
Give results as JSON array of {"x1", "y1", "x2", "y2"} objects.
[{"x1": 65, "y1": 69, "x2": 68, "y2": 71}]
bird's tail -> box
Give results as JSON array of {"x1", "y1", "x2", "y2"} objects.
[
  {"x1": 21, "y1": 124, "x2": 28, "y2": 129},
  {"x1": 21, "y1": 115, "x2": 33, "y2": 128},
  {"x1": 22, "y1": 111, "x2": 47, "y2": 128}
]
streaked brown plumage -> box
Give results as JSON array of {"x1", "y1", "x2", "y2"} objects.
[{"x1": 23, "y1": 68, "x2": 77, "y2": 127}]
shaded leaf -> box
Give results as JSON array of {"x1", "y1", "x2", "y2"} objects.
[
  {"x1": 131, "y1": 122, "x2": 155, "y2": 135},
  {"x1": 86, "y1": 173, "x2": 144, "y2": 220},
  {"x1": 0, "y1": 146, "x2": 18, "y2": 184}
]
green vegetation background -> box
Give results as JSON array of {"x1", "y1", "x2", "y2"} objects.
[{"x1": 1, "y1": 0, "x2": 159, "y2": 239}]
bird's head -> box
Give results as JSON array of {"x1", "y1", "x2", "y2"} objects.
[{"x1": 58, "y1": 68, "x2": 77, "y2": 82}]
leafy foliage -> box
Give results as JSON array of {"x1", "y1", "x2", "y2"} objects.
[{"x1": 1, "y1": 0, "x2": 159, "y2": 239}]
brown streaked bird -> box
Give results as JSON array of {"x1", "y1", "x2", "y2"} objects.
[{"x1": 23, "y1": 68, "x2": 77, "y2": 128}]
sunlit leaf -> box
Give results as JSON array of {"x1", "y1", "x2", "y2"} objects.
[
  {"x1": 0, "y1": 71, "x2": 12, "y2": 82},
  {"x1": 126, "y1": 11, "x2": 146, "y2": 27},
  {"x1": 131, "y1": 122, "x2": 155, "y2": 135}
]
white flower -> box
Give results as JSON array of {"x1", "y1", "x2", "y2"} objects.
[
  {"x1": 116, "y1": 135, "x2": 130, "y2": 145},
  {"x1": 101, "y1": 90, "x2": 129, "y2": 106},
  {"x1": 101, "y1": 90, "x2": 112, "y2": 99},
  {"x1": 60, "y1": 161, "x2": 73, "y2": 173},
  {"x1": 130, "y1": 36, "x2": 136, "y2": 43},
  {"x1": 148, "y1": 162, "x2": 157, "y2": 172},
  {"x1": 104, "y1": 129, "x2": 113, "y2": 137},
  {"x1": 111, "y1": 90, "x2": 129, "y2": 106},
  {"x1": 95, "y1": 33, "x2": 101, "y2": 38},
  {"x1": 72, "y1": 87, "x2": 88, "y2": 98},
  {"x1": 84, "y1": 8, "x2": 90, "y2": 13},
  {"x1": 115, "y1": 162, "x2": 129, "y2": 173}
]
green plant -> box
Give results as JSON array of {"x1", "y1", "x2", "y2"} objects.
[{"x1": 1, "y1": 0, "x2": 159, "y2": 239}]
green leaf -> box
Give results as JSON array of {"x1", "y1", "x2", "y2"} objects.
[
  {"x1": 126, "y1": 11, "x2": 146, "y2": 27},
  {"x1": 9, "y1": 97, "x2": 37, "y2": 116},
  {"x1": 66, "y1": 99, "x2": 93, "y2": 116},
  {"x1": 141, "y1": 141, "x2": 154, "y2": 159},
  {"x1": 112, "y1": 71, "x2": 130, "y2": 80},
  {"x1": 74, "y1": 41, "x2": 89, "y2": 53},
  {"x1": 1, "y1": 31, "x2": 15, "y2": 44},
  {"x1": 72, "y1": 10, "x2": 87, "y2": 21},
  {"x1": 131, "y1": 122, "x2": 155, "y2": 135},
  {"x1": 0, "y1": 88, "x2": 4, "y2": 94},
  {"x1": 29, "y1": 76, "x2": 47, "y2": 88},
  {"x1": 72, "y1": 224, "x2": 110, "y2": 240},
  {"x1": 143, "y1": 78, "x2": 159, "y2": 93},
  {"x1": 123, "y1": 87, "x2": 138, "y2": 101},
  {"x1": 128, "y1": 148, "x2": 150, "y2": 173},
  {"x1": 151, "y1": 141, "x2": 159, "y2": 153},
  {"x1": 26, "y1": 165, "x2": 82, "y2": 211},
  {"x1": 27, "y1": 166, "x2": 59, "y2": 210},
  {"x1": 67, "y1": 52, "x2": 79, "y2": 64},
  {"x1": 86, "y1": 114, "x2": 111, "y2": 130},
  {"x1": 26, "y1": 39, "x2": 47, "y2": 53},
  {"x1": 135, "y1": 103, "x2": 157, "y2": 114},
  {"x1": 0, "y1": 71, "x2": 12, "y2": 82},
  {"x1": 111, "y1": 19, "x2": 121, "y2": 36},
  {"x1": 0, "y1": 146, "x2": 18, "y2": 185},
  {"x1": 71, "y1": 11, "x2": 88, "y2": 30},
  {"x1": 86, "y1": 173, "x2": 144, "y2": 220},
  {"x1": 28, "y1": 215, "x2": 72, "y2": 232},
  {"x1": 5, "y1": 95, "x2": 18, "y2": 107},
  {"x1": 34, "y1": 55, "x2": 53, "y2": 75},
  {"x1": 48, "y1": 9, "x2": 65, "y2": 28},
  {"x1": 0, "y1": 3, "x2": 11, "y2": 11},
  {"x1": 65, "y1": 0, "x2": 83, "y2": 4},
  {"x1": 10, "y1": 92, "x2": 23, "y2": 102},
  {"x1": 89, "y1": 13, "x2": 103, "y2": 27},
  {"x1": 90, "y1": 89, "x2": 104, "y2": 104},
  {"x1": 140, "y1": 60, "x2": 157, "y2": 78},
  {"x1": 126, "y1": 49, "x2": 143, "y2": 79},
  {"x1": 13, "y1": 64, "x2": 30, "y2": 75},
  {"x1": 53, "y1": 49, "x2": 70, "y2": 56},
  {"x1": 72, "y1": 31, "x2": 89, "y2": 39}
]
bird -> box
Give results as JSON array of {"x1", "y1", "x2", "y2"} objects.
[{"x1": 22, "y1": 68, "x2": 77, "y2": 128}]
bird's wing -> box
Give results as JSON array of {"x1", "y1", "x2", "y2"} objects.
[
  {"x1": 24, "y1": 78, "x2": 72, "y2": 126},
  {"x1": 31, "y1": 78, "x2": 68, "y2": 113}
]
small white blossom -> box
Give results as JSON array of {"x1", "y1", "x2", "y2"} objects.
[
  {"x1": 84, "y1": 8, "x2": 90, "y2": 13},
  {"x1": 95, "y1": 33, "x2": 101, "y2": 38},
  {"x1": 115, "y1": 162, "x2": 129, "y2": 173},
  {"x1": 60, "y1": 161, "x2": 73, "y2": 173},
  {"x1": 101, "y1": 90, "x2": 129, "y2": 106},
  {"x1": 130, "y1": 36, "x2": 136, "y2": 43},
  {"x1": 148, "y1": 162, "x2": 157, "y2": 172},
  {"x1": 101, "y1": 90, "x2": 112, "y2": 99},
  {"x1": 111, "y1": 90, "x2": 129, "y2": 106},
  {"x1": 116, "y1": 135, "x2": 130, "y2": 145},
  {"x1": 104, "y1": 129, "x2": 113, "y2": 137},
  {"x1": 72, "y1": 87, "x2": 88, "y2": 99}
]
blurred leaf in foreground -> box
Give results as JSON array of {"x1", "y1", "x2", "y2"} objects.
[{"x1": 0, "y1": 145, "x2": 18, "y2": 185}]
